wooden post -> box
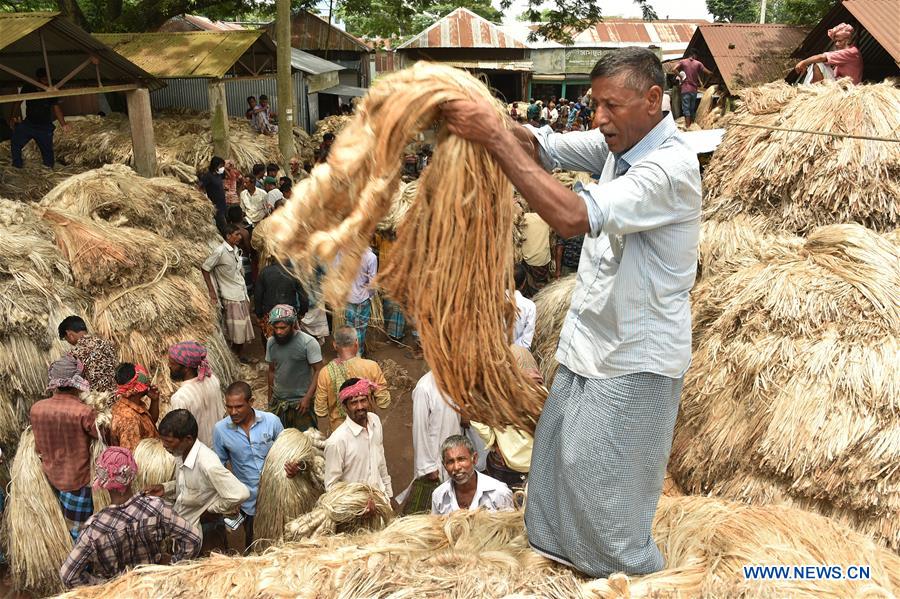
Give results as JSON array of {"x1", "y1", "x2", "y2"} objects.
[
  {"x1": 208, "y1": 79, "x2": 230, "y2": 159},
  {"x1": 276, "y1": 0, "x2": 295, "y2": 167},
  {"x1": 125, "y1": 88, "x2": 157, "y2": 177}
]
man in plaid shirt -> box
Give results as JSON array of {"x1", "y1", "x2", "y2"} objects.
[{"x1": 60, "y1": 447, "x2": 200, "y2": 588}]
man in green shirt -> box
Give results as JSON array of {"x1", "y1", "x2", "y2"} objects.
[{"x1": 265, "y1": 305, "x2": 323, "y2": 430}]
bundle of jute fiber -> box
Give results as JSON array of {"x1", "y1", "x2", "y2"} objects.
[
  {"x1": 671, "y1": 223, "x2": 900, "y2": 551},
  {"x1": 132, "y1": 438, "x2": 176, "y2": 492},
  {"x1": 1, "y1": 427, "x2": 72, "y2": 596},
  {"x1": 35, "y1": 112, "x2": 314, "y2": 174},
  {"x1": 0, "y1": 202, "x2": 86, "y2": 450},
  {"x1": 284, "y1": 482, "x2": 394, "y2": 541},
  {"x1": 697, "y1": 214, "x2": 804, "y2": 280},
  {"x1": 375, "y1": 179, "x2": 418, "y2": 233},
  {"x1": 268, "y1": 62, "x2": 546, "y2": 431},
  {"x1": 40, "y1": 164, "x2": 220, "y2": 263},
  {"x1": 88, "y1": 273, "x2": 240, "y2": 399},
  {"x1": 58, "y1": 495, "x2": 900, "y2": 598},
  {"x1": 531, "y1": 274, "x2": 577, "y2": 387},
  {"x1": 312, "y1": 114, "x2": 351, "y2": 146},
  {"x1": 703, "y1": 80, "x2": 899, "y2": 234},
  {"x1": 253, "y1": 428, "x2": 325, "y2": 548},
  {"x1": 0, "y1": 149, "x2": 86, "y2": 203}
]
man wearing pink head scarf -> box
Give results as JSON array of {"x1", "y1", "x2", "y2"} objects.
[
  {"x1": 59, "y1": 447, "x2": 201, "y2": 588},
  {"x1": 795, "y1": 22, "x2": 863, "y2": 84}
]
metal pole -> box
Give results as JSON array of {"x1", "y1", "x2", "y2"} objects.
[{"x1": 276, "y1": 0, "x2": 294, "y2": 169}]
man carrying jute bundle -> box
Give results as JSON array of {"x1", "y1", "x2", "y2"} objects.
[
  {"x1": 58, "y1": 315, "x2": 118, "y2": 394},
  {"x1": 30, "y1": 356, "x2": 99, "y2": 540},
  {"x1": 442, "y1": 47, "x2": 700, "y2": 577},
  {"x1": 314, "y1": 326, "x2": 391, "y2": 434}
]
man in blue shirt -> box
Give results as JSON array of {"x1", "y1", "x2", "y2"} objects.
[{"x1": 213, "y1": 381, "x2": 283, "y2": 548}]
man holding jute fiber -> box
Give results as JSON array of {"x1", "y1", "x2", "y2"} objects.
[{"x1": 442, "y1": 47, "x2": 700, "y2": 577}]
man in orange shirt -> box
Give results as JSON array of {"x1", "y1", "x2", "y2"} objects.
[
  {"x1": 110, "y1": 363, "x2": 160, "y2": 452},
  {"x1": 315, "y1": 326, "x2": 391, "y2": 434}
]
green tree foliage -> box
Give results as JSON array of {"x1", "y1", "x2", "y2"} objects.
[
  {"x1": 706, "y1": 0, "x2": 760, "y2": 22},
  {"x1": 337, "y1": 0, "x2": 501, "y2": 38},
  {"x1": 501, "y1": 0, "x2": 657, "y2": 44},
  {"x1": 767, "y1": 0, "x2": 833, "y2": 25}
]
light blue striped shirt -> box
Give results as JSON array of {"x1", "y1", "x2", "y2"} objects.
[
  {"x1": 213, "y1": 410, "x2": 284, "y2": 515},
  {"x1": 527, "y1": 115, "x2": 700, "y2": 379}
]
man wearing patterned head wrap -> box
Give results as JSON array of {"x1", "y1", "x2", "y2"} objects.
[
  {"x1": 59, "y1": 447, "x2": 202, "y2": 589},
  {"x1": 30, "y1": 355, "x2": 99, "y2": 540},
  {"x1": 110, "y1": 363, "x2": 160, "y2": 452},
  {"x1": 265, "y1": 304, "x2": 323, "y2": 431},
  {"x1": 168, "y1": 341, "x2": 224, "y2": 447},
  {"x1": 794, "y1": 22, "x2": 863, "y2": 84}
]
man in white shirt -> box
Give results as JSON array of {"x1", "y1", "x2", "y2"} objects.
[
  {"x1": 344, "y1": 247, "x2": 377, "y2": 356},
  {"x1": 263, "y1": 177, "x2": 283, "y2": 213},
  {"x1": 431, "y1": 434, "x2": 513, "y2": 515},
  {"x1": 148, "y1": 409, "x2": 249, "y2": 539},
  {"x1": 323, "y1": 378, "x2": 395, "y2": 508},
  {"x1": 512, "y1": 263, "x2": 536, "y2": 349},
  {"x1": 201, "y1": 224, "x2": 254, "y2": 360},
  {"x1": 401, "y1": 371, "x2": 461, "y2": 514},
  {"x1": 441, "y1": 48, "x2": 700, "y2": 577},
  {"x1": 168, "y1": 341, "x2": 225, "y2": 448},
  {"x1": 239, "y1": 174, "x2": 268, "y2": 224}
]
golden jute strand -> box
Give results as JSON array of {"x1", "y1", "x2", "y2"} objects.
[
  {"x1": 268, "y1": 63, "x2": 545, "y2": 431},
  {"x1": 283, "y1": 482, "x2": 393, "y2": 542}
]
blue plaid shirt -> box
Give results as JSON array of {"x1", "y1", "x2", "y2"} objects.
[{"x1": 527, "y1": 115, "x2": 701, "y2": 379}]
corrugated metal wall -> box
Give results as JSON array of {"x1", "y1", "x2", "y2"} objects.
[{"x1": 149, "y1": 72, "x2": 311, "y2": 131}]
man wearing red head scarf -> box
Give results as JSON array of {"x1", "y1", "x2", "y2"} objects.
[
  {"x1": 795, "y1": 22, "x2": 863, "y2": 84},
  {"x1": 110, "y1": 362, "x2": 160, "y2": 451}
]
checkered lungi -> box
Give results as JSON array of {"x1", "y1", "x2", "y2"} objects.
[
  {"x1": 383, "y1": 299, "x2": 406, "y2": 340},
  {"x1": 223, "y1": 299, "x2": 255, "y2": 345},
  {"x1": 524, "y1": 366, "x2": 683, "y2": 577},
  {"x1": 56, "y1": 485, "x2": 93, "y2": 540},
  {"x1": 344, "y1": 298, "x2": 371, "y2": 354}
]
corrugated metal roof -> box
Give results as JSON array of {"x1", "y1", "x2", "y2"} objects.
[
  {"x1": 290, "y1": 47, "x2": 344, "y2": 74},
  {"x1": 320, "y1": 83, "x2": 367, "y2": 97},
  {"x1": 689, "y1": 24, "x2": 810, "y2": 92},
  {"x1": 267, "y1": 10, "x2": 369, "y2": 53},
  {"x1": 95, "y1": 31, "x2": 275, "y2": 79},
  {"x1": 843, "y1": 0, "x2": 899, "y2": 63},
  {"x1": 575, "y1": 19, "x2": 702, "y2": 45},
  {"x1": 0, "y1": 12, "x2": 162, "y2": 90},
  {"x1": 0, "y1": 11, "x2": 54, "y2": 51},
  {"x1": 397, "y1": 8, "x2": 527, "y2": 49}
]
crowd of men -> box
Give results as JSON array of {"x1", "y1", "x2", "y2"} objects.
[{"x1": 21, "y1": 45, "x2": 710, "y2": 591}]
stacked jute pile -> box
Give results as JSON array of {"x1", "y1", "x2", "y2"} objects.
[
  {"x1": 36, "y1": 165, "x2": 240, "y2": 398},
  {"x1": 0, "y1": 151, "x2": 86, "y2": 203},
  {"x1": 698, "y1": 80, "x2": 899, "y2": 278},
  {"x1": 312, "y1": 114, "x2": 351, "y2": 146},
  {"x1": 59, "y1": 495, "x2": 900, "y2": 598},
  {"x1": 0, "y1": 198, "x2": 86, "y2": 452},
  {"x1": 268, "y1": 63, "x2": 545, "y2": 431},
  {"x1": 16, "y1": 111, "x2": 315, "y2": 174},
  {"x1": 530, "y1": 274, "x2": 576, "y2": 388},
  {"x1": 670, "y1": 224, "x2": 900, "y2": 551}
]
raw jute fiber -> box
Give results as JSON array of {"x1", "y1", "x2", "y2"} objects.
[
  {"x1": 671, "y1": 223, "x2": 900, "y2": 551},
  {"x1": 56, "y1": 495, "x2": 900, "y2": 598},
  {"x1": 284, "y1": 482, "x2": 393, "y2": 541},
  {"x1": 0, "y1": 150, "x2": 86, "y2": 203},
  {"x1": 531, "y1": 274, "x2": 577, "y2": 387},
  {"x1": 253, "y1": 428, "x2": 325, "y2": 548},
  {"x1": 268, "y1": 62, "x2": 545, "y2": 431},
  {"x1": 20, "y1": 112, "x2": 315, "y2": 174},
  {"x1": 2, "y1": 428, "x2": 71, "y2": 596},
  {"x1": 132, "y1": 438, "x2": 176, "y2": 493},
  {"x1": 703, "y1": 80, "x2": 899, "y2": 234},
  {"x1": 697, "y1": 214, "x2": 804, "y2": 280}
]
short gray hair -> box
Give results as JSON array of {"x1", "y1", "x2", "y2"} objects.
[
  {"x1": 590, "y1": 47, "x2": 664, "y2": 91},
  {"x1": 440, "y1": 434, "x2": 475, "y2": 462},
  {"x1": 333, "y1": 326, "x2": 357, "y2": 348}
]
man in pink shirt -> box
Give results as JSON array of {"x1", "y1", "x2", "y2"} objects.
[
  {"x1": 675, "y1": 50, "x2": 712, "y2": 128},
  {"x1": 794, "y1": 23, "x2": 863, "y2": 84}
]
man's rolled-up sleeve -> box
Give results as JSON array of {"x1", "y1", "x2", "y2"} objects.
[
  {"x1": 525, "y1": 125, "x2": 609, "y2": 175},
  {"x1": 575, "y1": 161, "x2": 699, "y2": 236}
]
